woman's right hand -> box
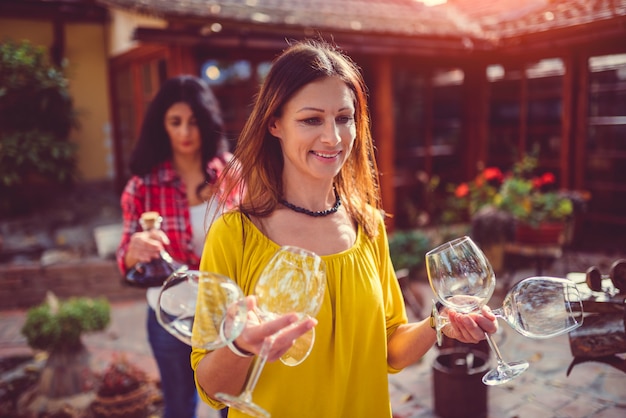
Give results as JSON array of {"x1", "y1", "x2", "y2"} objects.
[
  {"x1": 125, "y1": 230, "x2": 170, "y2": 267},
  {"x1": 197, "y1": 296, "x2": 317, "y2": 399},
  {"x1": 231, "y1": 296, "x2": 317, "y2": 362}
]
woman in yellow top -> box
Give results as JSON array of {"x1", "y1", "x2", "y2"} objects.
[{"x1": 191, "y1": 39, "x2": 498, "y2": 418}]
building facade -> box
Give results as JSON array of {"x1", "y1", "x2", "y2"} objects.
[{"x1": 2, "y1": 0, "x2": 625, "y2": 232}]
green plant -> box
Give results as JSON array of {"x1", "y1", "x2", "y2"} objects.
[
  {"x1": 21, "y1": 292, "x2": 110, "y2": 352},
  {"x1": 0, "y1": 130, "x2": 76, "y2": 187},
  {"x1": 0, "y1": 39, "x2": 78, "y2": 216},
  {"x1": 450, "y1": 154, "x2": 578, "y2": 228},
  {"x1": 447, "y1": 166, "x2": 504, "y2": 221},
  {"x1": 497, "y1": 155, "x2": 573, "y2": 227},
  {"x1": 389, "y1": 229, "x2": 432, "y2": 278}
]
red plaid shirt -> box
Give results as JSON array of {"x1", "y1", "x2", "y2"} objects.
[{"x1": 116, "y1": 154, "x2": 239, "y2": 274}]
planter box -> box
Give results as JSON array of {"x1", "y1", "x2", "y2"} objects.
[{"x1": 515, "y1": 222, "x2": 565, "y2": 245}]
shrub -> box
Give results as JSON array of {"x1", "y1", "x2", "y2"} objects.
[
  {"x1": 389, "y1": 229, "x2": 433, "y2": 279},
  {"x1": 0, "y1": 39, "x2": 78, "y2": 216},
  {"x1": 21, "y1": 293, "x2": 110, "y2": 352}
]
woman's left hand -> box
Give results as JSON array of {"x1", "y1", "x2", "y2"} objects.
[{"x1": 442, "y1": 306, "x2": 498, "y2": 344}]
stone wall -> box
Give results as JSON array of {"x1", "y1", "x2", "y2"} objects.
[
  {"x1": 0, "y1": 258, "x2": 145, "y2": 310},
  {"x1": 0, "y1": 181, "x2": 141, "y2": 309}
]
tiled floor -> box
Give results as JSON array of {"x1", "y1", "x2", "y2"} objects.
[{"x1": 2, "y1": 252, "x2": 625, "y2": 418}]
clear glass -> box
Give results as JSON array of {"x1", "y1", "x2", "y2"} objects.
[
  {"x1": 481, "y1": 276, "x2": 583, "y2": 384},
  {"x1": 491, "y1": 276, "x2": 583, "y2": 339},
  {"x1": 426, "y1": 236, "x2": 529, "y2": 386},
  {"x1": 156, "y1": 270, "x2": 248, "y2": 350},
  {"x1": 215, "y1": 246, "x2": 326, "y2": 418}
]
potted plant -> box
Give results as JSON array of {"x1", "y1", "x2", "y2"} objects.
[
  {"x1": 450, "y1": 154, "x2": 584, "y2": 246},
  {"x1": 20, "y1": 292, "x2": 110, "y2": 399},
  {"x1": 446, "y1": 165, "x2": 513, "y2": 271},
  {"x1": 497, "y1": 155, "x2": 577, "y2": 244},
  {"x1": 90, "y1": 355, "x2": 153, "y2": 418}
]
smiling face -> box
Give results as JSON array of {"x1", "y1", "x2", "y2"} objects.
[
  {"x1": 164, "y1": 102, "x2": 201, "y2": 157},
  {"x1": 268, "y1": 76, "x2": 356, "y2": 185}
]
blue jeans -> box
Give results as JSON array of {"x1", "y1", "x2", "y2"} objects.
[
  {"x1": 147, "y1": 307, "x2": 228, "y2": 418},
  {"x1": 147, "y1": 306, "x2": 198, "y2": 418}
]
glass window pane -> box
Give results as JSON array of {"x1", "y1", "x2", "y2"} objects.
[
  {"x1": 201, "y1": 60, "x2": 252, "y2": 86},
  {"x1": 586, "y1": 53, "x2": 626, "y2": 221}
]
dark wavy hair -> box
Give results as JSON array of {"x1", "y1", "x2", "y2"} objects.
[{"x1": 129, "y1": 75, "x2": 226, "y2": 182}]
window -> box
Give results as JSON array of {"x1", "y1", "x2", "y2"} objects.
[
  {"x1": 585, "y1": 53, "x2": 626, "y2": 223},
  {"x1": 486, "y1": 58, "x2": 564, "y2": 170},
  {"x1": 197, "y1": 58, "x2": 273, "y2": 147}
]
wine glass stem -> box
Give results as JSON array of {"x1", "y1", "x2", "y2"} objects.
[
  {"x1": 239, "y1": 336, "x2": 274, "y2": 402},
  {"x1": 483, "y1": 332, "x2": 510, "y2": 371}
]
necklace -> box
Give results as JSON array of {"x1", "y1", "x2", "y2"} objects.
[{"x1": 279, "y1": 189, "x2": 341, "y2": 217}]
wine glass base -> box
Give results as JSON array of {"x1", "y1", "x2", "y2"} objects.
[
  {"x1": 215, "y1": 392, "x2": 270, "y2": 418},
  {"x1": 481, "y1": 361, "x2": 529, "y2": 386}
]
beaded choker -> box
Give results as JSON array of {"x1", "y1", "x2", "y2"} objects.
[{"x1": 279, "y1": 189, "x2": 341, "y2": 217}]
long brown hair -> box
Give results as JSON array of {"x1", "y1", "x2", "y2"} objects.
[{"x1": 220, "y1": 39, "x2": 382, "y2": 238}]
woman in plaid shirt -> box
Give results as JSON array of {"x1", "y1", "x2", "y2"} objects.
[{"x1": 116, "y1": 75, "x2": 239, "y2": 418}]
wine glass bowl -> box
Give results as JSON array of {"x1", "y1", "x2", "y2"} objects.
[
  {"x1": 426, "y1": 237, "x2": 495, "y2": 314},
  {"x1": 492, "y1": 276, "x2": 583, "y2": 339},
  {"x1": 157, "y1": 270, "x2": 248, "y2": 350},
  {"x1": 255, "y1": 245, "x2": 326, "y2": 320}
]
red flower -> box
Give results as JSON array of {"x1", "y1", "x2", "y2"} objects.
[
  {"x1": 532, "y1": 177, "x2": 543, "y2": 189},
  {"x1": 483, "y1": 167, "x2": 503, "y2": 182},
  {"x1": 541, "y1": 172, "x2": 555, "y2": 185},
  {"x1": 455, "y1": 183, "x2": 469, "y2": 197}
]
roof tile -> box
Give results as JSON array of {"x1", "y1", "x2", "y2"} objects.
[
  {"x1": 98, "y1": 0, "x2": 626, "y2": 40},
  {"x1": 99, "y1": 0, "x2": 482, "y2": 37}
]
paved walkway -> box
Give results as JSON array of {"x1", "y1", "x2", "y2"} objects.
[{"x1": 1, "y1": 263, "x2": 625, "y2": 417}]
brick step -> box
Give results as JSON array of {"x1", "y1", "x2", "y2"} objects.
[{"x1": 0, "y1": 258, "x2": 145, "y2": 310}]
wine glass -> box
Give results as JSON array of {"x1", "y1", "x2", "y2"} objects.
[
  {"x1": 426, "y1": 236, "x2": 530, "y2": 385},
  {"x1": 157, "y1": 269, "x2": 248, "y2": 350},
  {"x1": 490, "y1": 276, "x2": 583, "y2": 339},
  {"x1": 482, "y1": 276, "x2": 583, "y2": 384},
  {"x1": 215, "y1": 245, "x2": 326, "y2": 418}
]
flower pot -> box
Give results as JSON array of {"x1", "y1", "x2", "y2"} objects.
[
  {"x1": 37, "y1": 343, "x2": 97, "y2": 398},
  {"x1": 91, "y1": 385, "x2": 151, "y2": 418},
  {"x1": 515, "y1": 222, "x2": 565, "y2": 245}
]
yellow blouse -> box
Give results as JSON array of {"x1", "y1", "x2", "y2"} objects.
[{"x1": 191, "y1": 211, "x2": 408, "y2": 418}]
